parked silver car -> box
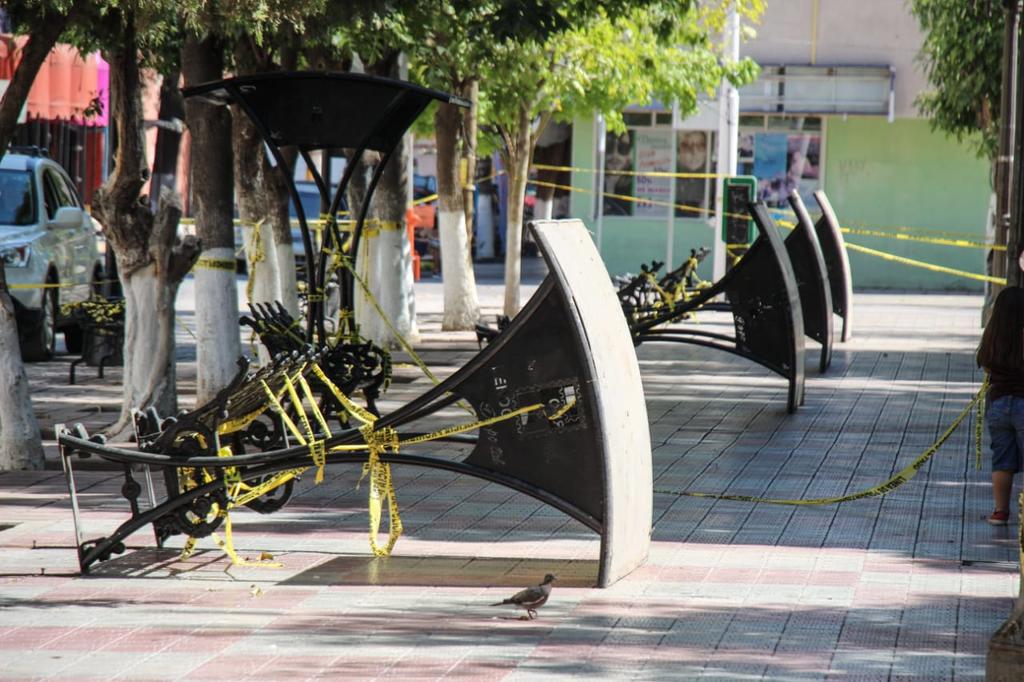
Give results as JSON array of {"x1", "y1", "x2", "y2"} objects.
[{"x1": 0, "y1": 149, "x2": 103, "y2": 361}]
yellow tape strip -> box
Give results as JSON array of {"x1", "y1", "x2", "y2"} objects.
[
  {"x1": 534, "y1": 162, "x2": 720, "y2": 180},
  {"x1": 9, "y1": 278, "x2": 120, "y2": 290},
  {"x1": 338, "y1": 256, "x2": 475, "y2": 415},
  {"x1": 194, "y1": 257, "x2": 237, "y2": 272},
  {"x1": 843, "y1": 240, "x2": 1005, "y2": 285},
  {"x1": 656, "y1": 379, "x2": 987, "y2": 506}
]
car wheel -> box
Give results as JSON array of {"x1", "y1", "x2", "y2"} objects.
[{"x1": 20, "y1": 285, "x2": 57, "y2": 362}]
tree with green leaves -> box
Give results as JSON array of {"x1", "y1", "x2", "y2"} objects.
[
  {"x1": 481, "y1": 1, "x2": 760, "y2": 315},
  {"x1": 911, "y1": 0, "x2": 1009, "y2": 296},
  {"x1": 912, "y1": 0, "x2": 1004, "y2": 158}
]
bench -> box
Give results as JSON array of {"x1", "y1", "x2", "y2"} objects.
[
  {"x1": 626, "y1": 202, "x2": 806, "y2": 413},
  {"x1": 58, "y1": 219, "x2": 653, "y2": 587},
  {"x1": 63, "y1": 296, "x2": 125, "y2": 385},
  {"x1": 241, "y1": 301, "x2": 391, "y2": 417}
]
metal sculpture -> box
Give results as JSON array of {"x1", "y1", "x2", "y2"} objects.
[
  {"x1": 785, "y1": 190, "x2": 834, "y2": 374},
  {"x1": 811, "y1": 190, "x2": 854, "y2": 342},
  {"x1": 623, "y1": 202, "x2": 806, "y2": 413},
  {"x1": 58, "y1": 219, "x2": 653, "y2": 587}
]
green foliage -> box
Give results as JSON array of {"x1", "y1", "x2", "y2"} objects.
[
  {"x1": 480, "y1": 2, "x2": 760, "y2": 144},
  {"x1": 912, "y1": 0, "x2": 1004, "y2": 159}
]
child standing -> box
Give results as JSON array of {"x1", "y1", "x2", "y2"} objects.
[{"x1": 978, "y1": 286, "x2": 1024, "y2": 525}]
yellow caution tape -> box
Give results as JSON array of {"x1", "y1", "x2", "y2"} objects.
[
  {"x1": 337, "y1": 255, "x2": 476, "y2": 415},
  {"x1": 194, "y1": 257, "x2": 236, "y2": 272},
  {"x1": 534, "y1": 162, "x2": 720, "y2": 180},
  {"x1": 9, "y1": 278, "x2": 121, "y2": 291},
  {"x1": 656, "y1": 377, "x2": 988, "y2": 506},
  {"x1": 530, "y1": 178, "x2": 999, "y2": 285},
  {"x1": 843, "y1": 240, "x2": 1005, "y2": 285}
]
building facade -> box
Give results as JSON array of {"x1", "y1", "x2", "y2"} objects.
[{"x1": 566, "y1": 0, "x2": 991, "y2": 290}]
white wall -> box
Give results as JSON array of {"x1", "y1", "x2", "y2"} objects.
[{"x1": 742, "y1": 0, "x2": 928, "y2": 118}]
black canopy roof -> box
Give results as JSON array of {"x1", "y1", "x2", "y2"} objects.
[{"x1": 182, "y1": 71, "x2": 469, "y2": 152}]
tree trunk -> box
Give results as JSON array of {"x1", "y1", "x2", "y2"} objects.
[
  {"x1": 354, "y1": 52, "x2": 418, "y2": 347},
  {"x1": 182, "y1": 34, "x2": 240, "y2": 405},
  {"x1": 0, "y1": 263, "x2": 44, "y2": 470},
  {"x1": 232, "y1": 105, "x2": 282, "y2": 316},
  {"x1": 0, "y1": 6, "x2": 73, "y2": 469},
  {"x1": 269, "y1": 147, "x2": 299, "y2": 317},
  {"x1": 435, "y1": 101, "x2": 480, "y2": 330},
  {"x1": 0, "y1": 10, "x2": 70, "y2": 153},
  {"x1": 461, "y1": 78, "x2": 479, "y2": 240},
  {"x1": 149, "y1": 69, "x2": 184, "y2": 212},
  {"x1": 92, "y1": 12, "x2": 197, "y2": 439},
  {"x1": 502, "y1": 106, "x2": 533, "y2": 317}
]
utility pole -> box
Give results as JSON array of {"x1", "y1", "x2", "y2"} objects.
[
  {"x1": 1009, "y1": 0, "x2": 1024, "y2": 287},
  {"x1": 712, "y1": 4, "x2": 740, "y2": 281}
]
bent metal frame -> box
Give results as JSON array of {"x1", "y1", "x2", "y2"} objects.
[
  {"x1": 630, "y1": 202, "x2": 807, "y2": 413},
  {"x1": 182, "y1": 71, "x2": 470, "y2": 344},
  {"x1": 58, "y1": 215, "x2": 654, "y2": 587}
]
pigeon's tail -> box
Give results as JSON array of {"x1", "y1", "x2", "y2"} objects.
[{"x1": 491, "y1": 599, "x2": 513, "y2": 607}]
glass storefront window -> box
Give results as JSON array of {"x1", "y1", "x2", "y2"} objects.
[{"x1": 598, "y1": 112, "x2": 820, "y2": 215}]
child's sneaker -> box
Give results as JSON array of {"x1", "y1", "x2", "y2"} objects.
[{"x1": 987, "y1": 510, "x2": 1010, "y2": 526}]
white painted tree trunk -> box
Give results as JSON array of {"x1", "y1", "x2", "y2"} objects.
[
  {"x1": 0, "y1": 287, "x2": 43, "y2": 470},
  {"x1": 534, "y1": 196, "x2": 553, "y2": 221},
  {"x1": 115, "y1": 263, "x2": 180, "y2": 430},
  {"x1": 355, "y1": 227, "x2": 419, "y2": 346},
  {"x1": 503, "y1": 113, "x2": 533, "y2": 317},
  {"x1": 275, "y1": 240, "x2": 299, "y2": 318},
  {"x1": 438, "y1": 208, "x2": 480, "y2": 329},
  {"x1": 435, "y1": 100, "x2": 480, "y2": 331},
  {"x1": 194, "y1": 246, "x2": 241, "y2": 404},
  {"x1": 242, "y1": 222, "x2": 282, "y2": 309},
  {"x1": 241, "y1": 221, "x2": 281, "y2": 365}
]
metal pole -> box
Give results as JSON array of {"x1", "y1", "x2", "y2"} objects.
[
  {"x1": 1007, "y1": 0, "x2": 1024, "y2": 287},
  {"x1": 992, "y1": 1, "x2": 1020, "y2": 303},
  {"x1": 594, "y1": 113, "x2": 606, "y2": 253},
  {"x1": 713, "y1": 4, "x2": 740, "y2": 281}
]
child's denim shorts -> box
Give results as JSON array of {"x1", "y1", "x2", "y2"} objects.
[{"x1": 987, "y1": 395, "x2": 1024, "y2": 472}]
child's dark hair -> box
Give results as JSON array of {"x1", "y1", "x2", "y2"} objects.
[{"x1": 978, "y1": 286, "x2": 1024, "y2": 369}]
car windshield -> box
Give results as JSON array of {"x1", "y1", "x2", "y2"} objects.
[{"x1": 0, "y1": 170, "x2": 36, "y2": 226}]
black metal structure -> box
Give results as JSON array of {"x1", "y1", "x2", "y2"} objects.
[
  {"x1": 58, "y1": 220, "x2": 653, "y2": 587},
  {"x1": 629, "y1": 202, "x2": 806, "y2": 413},
  {"x1": 785, "y1": 191, "x2": 833, "y2": 374},
  {"x1": 182, "y1": 72, "x2": 470, "y2": 344},
  {"x1": 811, "y1": 191, "x2": 854, "y2": 342}
]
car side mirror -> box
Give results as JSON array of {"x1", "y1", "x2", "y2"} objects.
[{"x1": 52, "y1": 206, "x2": 84, "y2": 229}]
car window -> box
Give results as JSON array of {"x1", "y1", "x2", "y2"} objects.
[
  {"x1": 45, "y1": 169, "x2": 76, "y2": 211},
  {"x1": 42, "y1": 172, "x2": 60, "y2": 219},
  {"x1": 54, "y1": 169, "x2": 81, "y2": 207},
  {"x1": 0, "y1": 170, "x2": 37, "y2": 226}
]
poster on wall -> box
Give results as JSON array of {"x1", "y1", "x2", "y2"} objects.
[
  {"x1": 753, "y1": 132, "x2": 821, "y2": 208},
  {"x1": 675, "y1": 130, "x2": 715, "y2": 218},
  {"x1": 635, "y1": 130, "x2": 672, "y2": 218},
  {"x1": 603, "y1": 131, "x2": 634, "y2": 216}
]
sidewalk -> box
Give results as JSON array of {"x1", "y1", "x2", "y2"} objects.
[{"x1": 0, "y1": 270, "x2": 1016, "y2": 680}]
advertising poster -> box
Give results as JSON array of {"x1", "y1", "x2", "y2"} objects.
[
  {"x1": 603, "y1": 131, "x2": 634, "y2": 216},
  {"x1": 675, "y1": 130, "x2": 714, "y2": 218},
  {"x1": 753, "y1": 132, "x2": 821, "y2": 208},
  {"x1": 635, "y1": 130, "x2": 673, "y2": 219}
]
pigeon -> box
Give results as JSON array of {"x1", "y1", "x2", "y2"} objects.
[{"x1": 491, "y1": 573, "x2": 557, "y2": 619}]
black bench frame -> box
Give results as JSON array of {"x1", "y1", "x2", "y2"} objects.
[{"x1": 630, "y1": 202, "x2": 806, "y2": 413}]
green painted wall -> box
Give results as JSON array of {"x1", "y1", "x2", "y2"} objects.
[
  {"x1": 822, "y1": 117, "x2": 990, "y2": 291},
  {"x1": 564, "y1": 115, "x2": 989, "y2": 290}
]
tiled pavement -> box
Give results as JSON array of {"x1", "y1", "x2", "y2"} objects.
[{"x1": 0, "y1": 263, "x2": 1019, "y2": 680}]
